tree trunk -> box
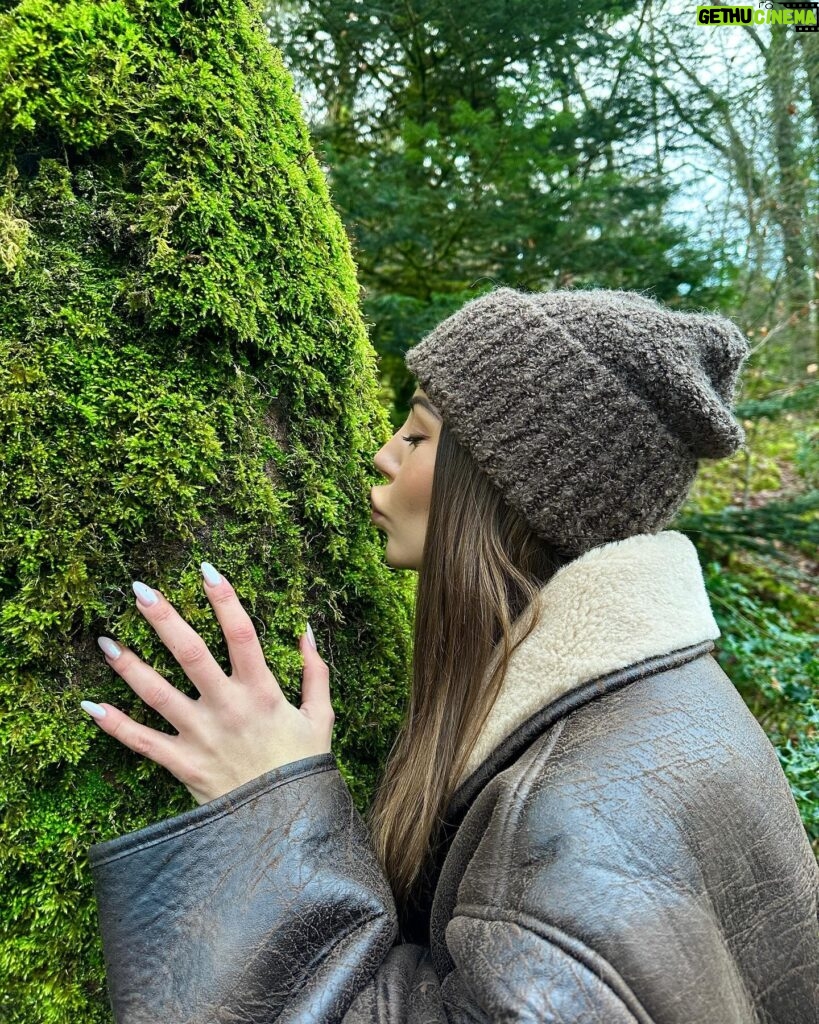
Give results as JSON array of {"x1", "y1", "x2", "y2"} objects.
[{"x1": 0, "y1": 3, "x2": 411, "y2": 1019}]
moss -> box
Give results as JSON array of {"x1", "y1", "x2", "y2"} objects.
[{"x1": 0, "y1": 2, "x2": 415, "y2": 1018}]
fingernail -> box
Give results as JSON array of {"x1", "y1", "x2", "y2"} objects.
[
  {"x1": 306, "y1": 621, "x2": 317, "y2": 650},
  {"x1": 81, "y1": 700, "x2": 107, "y2": 720},
  {"x1": 200, "y1": 561, "x2": 222, "y2": 587},
  {"x1": 97, "y1": 636, "x2": 121, "y2": 659},
  {"x1": 132, "y1": 581, "x2": 158, "y2": 606}
]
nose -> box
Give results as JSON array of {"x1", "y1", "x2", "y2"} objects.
[{"x1": 373, "y1": 440, "x2": 393, "y2": 480}]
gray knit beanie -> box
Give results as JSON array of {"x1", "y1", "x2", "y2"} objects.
[{"x1": 404, "y1": 286, "x2": 750, "y2": 558}]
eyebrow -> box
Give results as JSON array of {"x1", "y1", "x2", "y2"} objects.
[{"x1": 409, "y1": 395, "x2": 442, "y2": 421}]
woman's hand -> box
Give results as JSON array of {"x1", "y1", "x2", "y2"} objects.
[{"x1": 80, "y1": 562, "x2": 334, "y2": 805}]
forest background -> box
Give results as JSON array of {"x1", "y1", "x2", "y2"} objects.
[{"x1": 264, "y1": 0, "x2": 819, "y2": 846}]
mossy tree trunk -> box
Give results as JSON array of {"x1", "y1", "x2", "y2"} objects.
[{"x1": 0, "y1": 2, "x2": 414, "y2": 1019}]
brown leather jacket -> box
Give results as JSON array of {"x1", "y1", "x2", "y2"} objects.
[{"x1": 89, "y1": 533, "x2": 819, "y2": 1023}]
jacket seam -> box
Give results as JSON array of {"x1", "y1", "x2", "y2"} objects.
[
  {"x1": 89, "y1": 759, "x2": 339, "y2": 865},
  {"x1": 452, "y1": 903, "x2": 655, "y2": 1024}
]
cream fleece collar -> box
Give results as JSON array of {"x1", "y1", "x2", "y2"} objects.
[{"x1": 457, "y1": 530, "x2": 721, "y2": 787}]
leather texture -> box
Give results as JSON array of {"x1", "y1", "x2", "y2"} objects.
[{"x1": 89, "y1": 642, "x2": 819, "y2": 1024}]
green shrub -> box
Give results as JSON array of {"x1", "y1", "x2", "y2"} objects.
[
  {"x1": 683, "y1": 355, "x2": 818, "y2": 854},
  {"x1": 702, "y1": 553, "x2": 819, "y2": 853}
]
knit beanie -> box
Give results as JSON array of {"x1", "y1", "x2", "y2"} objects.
[{"x1": 404, "y1": 286, "x2": 750, "y2": 558}]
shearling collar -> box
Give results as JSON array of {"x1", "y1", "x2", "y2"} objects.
[{"x1": 456, "y1": 530, "x2": 721, "y2": 787}]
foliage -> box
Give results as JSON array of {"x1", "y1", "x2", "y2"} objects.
[
  {"x1": 680, "y1": 351, "x2": 818, "y2": 854},
  {"x1": 678, "y1": 489, "x2": 819, "y2": 564},
  {"x1": 265, "y1": 0, "x2": 736, "y2": 374},
  {"x1": 0, "y1": 1, "x2": 415, "y2": 1019},
  {"x1": 698, "y1": 555, "x2": 818, "y2": 852}
]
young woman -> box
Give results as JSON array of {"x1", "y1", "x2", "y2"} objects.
[{"x1": 83, "y1": 287, "x2": 819, "y2": 1024}]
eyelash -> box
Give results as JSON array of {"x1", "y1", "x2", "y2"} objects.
[{"x1": 401, "y1": 434, "x2": 424, "y2": 448}]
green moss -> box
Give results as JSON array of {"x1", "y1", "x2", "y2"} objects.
[{"x1": 0, "y1": 2, "x2": 415, "y2": 1018}]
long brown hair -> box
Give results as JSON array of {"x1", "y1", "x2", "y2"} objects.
[{"x1": 366, "y1": 418, "x2": 571, "y2": 912}]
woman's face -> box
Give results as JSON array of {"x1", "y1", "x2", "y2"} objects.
[{"x1": 371, "y1": 387, "x2": 443, "y2": 570}]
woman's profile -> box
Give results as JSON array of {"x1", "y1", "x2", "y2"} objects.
[{"x1": 83, "y1": 286, "x2": 819, "y2": 1023}]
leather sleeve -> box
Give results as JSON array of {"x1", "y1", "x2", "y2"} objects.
[
  {"x1": 89, "y1": 752, "x2": 398, "y2": 1024},
  {"x1": 90, "y1": 752, "x2": 651, "y2": 1024}
]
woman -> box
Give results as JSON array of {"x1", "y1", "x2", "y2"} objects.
[{"x1": 83, "y1": 287, "x2": 819, "y2": 1023}]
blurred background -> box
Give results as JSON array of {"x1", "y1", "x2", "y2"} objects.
[{"x1": 264, "y1": 0, "x2": 818, "y2": 849}]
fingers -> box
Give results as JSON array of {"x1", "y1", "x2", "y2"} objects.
[
  {"x1": 198, "y1": 563, "x2": 278, "y2": 689},
  {"x1": 97, "y1": 637, "x2": 198, "y2": 731},
  {"x1": 298, "y1": 630, "x2": 334, "y2": 728},
  {"x1": 132, "y1": 580, "x2": 227, "y2": 697},
  {"x1": 83, "y1": 701, "x2": 182, "y2": 776}
]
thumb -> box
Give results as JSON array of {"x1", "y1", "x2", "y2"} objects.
[{"x1": 299, "y1": 626, "x2": 333, "y2": 721}]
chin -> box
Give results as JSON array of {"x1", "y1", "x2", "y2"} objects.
[{"x1": 382, "y1": 537, "x2": 421, "y2": 571}]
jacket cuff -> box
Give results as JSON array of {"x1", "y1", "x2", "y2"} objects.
[{"x1": 89, "y1": 751, "x2": 338, "y2": 865}]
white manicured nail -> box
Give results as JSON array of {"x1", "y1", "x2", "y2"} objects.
[
  {"x1": 97, "y1": 636, "x2": 121, "y2": 659},
  {"x1": 306, "y1": 621, "x2": 317, "y2": 650},
  {"x1": 132, "y1": 581, "x2": 158, "y2": 606},
  {"x1": 200, "y1": 561, "x2": 222, "y2": 586},
  {"x1": 81, "y1": 701, "x2": 107, "y2": 720}
]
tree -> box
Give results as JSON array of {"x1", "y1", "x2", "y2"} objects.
[
  {"x1": 0, "y1": 1, "x2": 412, "y2": 1019},
  {"x1": 265, "y1": 0, "x2": 728, "y2": 413},
  {"x1": 636, "y1": 0, "x2": 819, "y2": 372}
]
